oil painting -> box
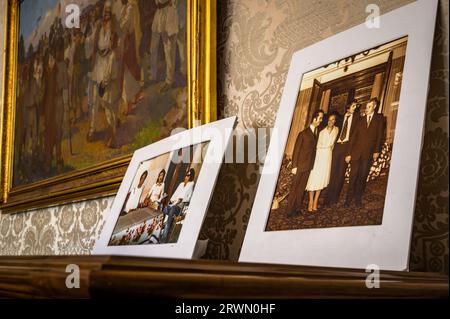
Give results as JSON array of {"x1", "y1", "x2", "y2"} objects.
[
  {"x1": 1, "y1": 0, "x2": 216, "y2": 212},
  {"x1": 15, "y1": 0, "x2": 188, "y2": 186}
]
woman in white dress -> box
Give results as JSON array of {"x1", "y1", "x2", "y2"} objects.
[
  {"x1": 306, "y1": 114, "x2": 339, "y2": 212},
  {"x1": 144, "y1": 169, "x2": 166, "y2": 210}
]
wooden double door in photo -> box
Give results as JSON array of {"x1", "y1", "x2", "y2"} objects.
[{"x1": 306, "y1": 58, "x2": 392, "y2": 123}]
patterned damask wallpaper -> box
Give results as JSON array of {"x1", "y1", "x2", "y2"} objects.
[{"x1": 0, "y1": 0, "x2": 448, "y2": 274}]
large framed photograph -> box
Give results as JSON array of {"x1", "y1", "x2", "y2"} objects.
[
  {"x1": 1, "y1": 0, "x2": 216, "y2": 213},
  {"x1": 94, "y1": 116, "x2": 236, "y2": 258},
  {"x1": 240, "y1": 0, "x2": 438, "y2": 270}
]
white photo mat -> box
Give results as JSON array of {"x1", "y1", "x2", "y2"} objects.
[
  {"x1": 94, "y1": 116, "x2": 236, "y2": 259},
  {"x1": 239, "y1": 0, "x2": 438, "y2": 271}
]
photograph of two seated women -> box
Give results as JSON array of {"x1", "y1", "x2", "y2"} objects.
[
  {"x1": 108, "y1": 142, "x2": 209, "y2": 245},
  {"x1": 266, "y1": 37, "x2": 407, "y2": 231}
]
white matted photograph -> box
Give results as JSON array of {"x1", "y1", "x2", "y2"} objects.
[
  {"x1": 239, "y1": 0, "x2": 438, "y2": 271},
  {"x1": 94, "y1": 116, "x2": 236, "y2": 259}
]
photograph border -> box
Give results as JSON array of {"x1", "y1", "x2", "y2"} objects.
[
  {"x1": 93, "y1": 116, "x2": 236, "y2": 259},
  {"x1": 0, "y1": 0, "x2": 217, "y2": 213},
  {"x1": 239, "y1": 0, "x2": 438, "y2": 271}
]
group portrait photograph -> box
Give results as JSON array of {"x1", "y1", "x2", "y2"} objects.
[
  {"x1": 266, "y1": 36, "x2": 408, "y2": 231},
  {"x1": 108, "y1": 142, "x2": 209, "y2": 245}
]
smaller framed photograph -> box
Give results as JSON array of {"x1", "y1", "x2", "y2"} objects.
[
  {"x1": 239, "y1": 0, "x2": 438, "y2": 270},
  {"x1": 94, "y1": 116, "x2": 236, "y2": 259}
]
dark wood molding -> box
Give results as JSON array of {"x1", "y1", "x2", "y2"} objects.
[
  {"x1": 0, "y1": 256, "x2": 447, "y2": 298},
  {"x1": 321, "y1": 63, "x2": 388, "y2": 92}
]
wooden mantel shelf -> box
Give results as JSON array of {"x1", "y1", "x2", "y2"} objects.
[{"x1": 0, "y1": 256, "x2": 447, "y2": 298}]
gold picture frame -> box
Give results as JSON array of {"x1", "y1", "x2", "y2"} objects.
[{"x1": 1, "y1": 0, "x2": 216, "y2": 213}]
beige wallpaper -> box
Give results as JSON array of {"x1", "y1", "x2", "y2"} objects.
[{"x1": 0, "y1": 0, "x2": 448, "y2": 274}]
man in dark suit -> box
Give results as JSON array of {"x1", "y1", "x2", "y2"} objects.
[
  {"x1": 287, "y1": 109, "x2": 324, "y2": 217},
  {"x1": 345, "y1": 98, "x2": 385, "y2": 207},
  {"x1": 324, "y1": 99, "x2": 361, "y2": 206}
]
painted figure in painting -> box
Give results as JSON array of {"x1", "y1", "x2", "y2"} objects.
[
  {"x1": 90, "y1": 0, "x2": 121, "y2": 147},
  {"x1": 119, "y1": 0, "x2": 143, "y2": 116}
]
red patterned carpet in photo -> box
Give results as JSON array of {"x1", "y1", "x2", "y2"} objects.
[{"x1": 265, "y1": 173, "x2": 388, "y2": 231}]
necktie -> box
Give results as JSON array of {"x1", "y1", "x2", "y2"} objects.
[
  {"x1": 367, "y1": 115, "x2": 372, "y2": 127},
  {"x1": 314, "y1": 127, "x2": 318, "y2": 137},
  {"x1": 339, "y1": 114, "x2": 349, "y2": 141}
]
